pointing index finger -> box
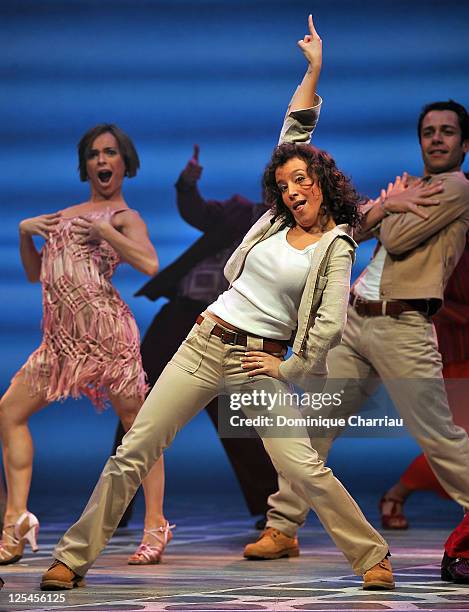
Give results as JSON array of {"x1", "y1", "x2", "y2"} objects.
[
  {"x1": 308, "y1": 14, "x2": 318, "y2": 37},
  {"x1": 192, "y1": 144, "x2": 200, "y2": 162}
]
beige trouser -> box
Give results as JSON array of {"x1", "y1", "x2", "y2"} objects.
[
  {"x1": 55, "y1": 315, "x2": 388, "y2": 576},
  {"x1": 267, "y1": 306, "x2": 469, "y2": 537}
]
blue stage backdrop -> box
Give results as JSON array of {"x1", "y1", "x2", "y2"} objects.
[{"x1": 1, "y1": 1, "x2": 468, "y2": 508}]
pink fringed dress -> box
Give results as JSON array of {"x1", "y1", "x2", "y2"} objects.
[{"x1": 14, "y1": 209, "x2": 148, "y2": 410}]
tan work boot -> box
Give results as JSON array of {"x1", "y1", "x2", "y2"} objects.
[
  {"x1": 244, "y1": 527, "x2": 299, "y2": 560},
  {"x1": 363, "y1": 556, "x2": 395, "y2": 590},
  {"x1": 40, "y1": 560, "x2": 85, "y2": 590}
]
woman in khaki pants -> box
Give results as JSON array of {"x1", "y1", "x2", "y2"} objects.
[{"x1": 41, "y1": 16, "x2": 393, "y2": 591}]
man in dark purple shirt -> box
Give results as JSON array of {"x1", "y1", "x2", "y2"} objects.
[{"x1": 114, "y1": 146, "x2": 276, "y2": 525}]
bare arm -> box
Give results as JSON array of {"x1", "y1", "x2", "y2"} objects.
[
  {"x1": 289, "y1": 14, "x2": 322, "y2": 112},
  {"x1": 18, "y1": 212, "x2": 62, "y2": 282},
  {"x1": 278, "y1": 15, "x2": 323, "y2": 145},
  {"x1": 72, "y1": 210, "x2": 158, "y2": 276},
  {"x1": 19, "y1": 231, "x2": 42, "y2": 282}
]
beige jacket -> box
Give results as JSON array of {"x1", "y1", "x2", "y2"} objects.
[
  {"x1": 223, "y1": 94, "x2": 357, "y2": 390},
  {"x1": 378, "y1": 171, "x2": 469, "y2": 303},
  {"x1": 356, "y1": 171, "x2": 469, "y2": 305},
  {"x1": 224, "y1": 217, "x2": 356, "y2": 389}
]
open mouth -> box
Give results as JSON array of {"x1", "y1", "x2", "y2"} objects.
[
  {"x1": 293, "y1": 200, "x2": 307, "y2": 211},
  {"x1": 429, "y1": 149, "x2": 447, "y2": 156},
  {"x1": 98, "y1": 170, "x2": 113, "y2": 183}
]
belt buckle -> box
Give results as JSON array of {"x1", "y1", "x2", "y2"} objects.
[
  {"x1": 351, "y1": 293, "x2": 367, "y2": 316},
  {"x1": 351, "y1": 295, "x2": 364, "y2": 316},
  {"x1": 220, "y1": 330, "x2": 238, "y2": 345}
]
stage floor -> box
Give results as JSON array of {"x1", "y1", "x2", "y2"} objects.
[{"x1": 1, "y1": 496, "x2": 469, "y2": 612}]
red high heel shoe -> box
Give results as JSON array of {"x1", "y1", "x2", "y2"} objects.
[
  {"x1": 379, "y1": 497, "x2": 409, "y2": 530},
  {"x1": 0, "y1": 511, "x2": 39, "y2": 565}
]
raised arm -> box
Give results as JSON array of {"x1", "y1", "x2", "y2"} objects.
[
  {"x1": 175, "y1": 145, "x2": 228, "y2": 231},
  {"x1": 290, "y1": 14, "x2": 322, "y2": 112},
  {"x1": 279, "y1": 15, "x2": 323, "y2": 145},
  {"x1": 175, "y1": 144, "x2": 204, "y2": 226}
]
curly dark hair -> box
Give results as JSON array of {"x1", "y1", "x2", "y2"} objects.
[{"x1": 262, "y1": 142, "x2": 362, "y2": 228}]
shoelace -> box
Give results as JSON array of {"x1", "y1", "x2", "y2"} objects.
[
  {"x1": 259, "y1": 528, "x2": 281, "y2": 541},
  {"x1": 378, "y1": 561, "x2": 388, "y2": 569}
]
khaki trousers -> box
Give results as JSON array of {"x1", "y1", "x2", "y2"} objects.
[
  {"x1": 267, "y1": 306, "x2": 469, "y2": 537},
  {"x1": 55, "y1": 315, "x2": 388, "y2": 576}
]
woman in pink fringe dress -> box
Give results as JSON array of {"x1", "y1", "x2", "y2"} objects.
[{"x1": 0, "y1": 125, "x2": 172, "y2": 566}]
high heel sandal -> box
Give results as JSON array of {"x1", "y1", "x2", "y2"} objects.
[
  {"x1": 128, "y1": 521, "x2": 175, "y2": 565},
  {"x1": 0, "y1": 511, "x2": 39, "y2": 565},
  {"x1": 379, "y1": 496, "x2": 409, "y2": 530}
]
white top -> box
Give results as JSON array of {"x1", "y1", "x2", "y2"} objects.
[
  {"x1": 353, "y1": 246, "x2": 387, "y2": 300},
  {"x1": 209, "y1": 227, "x2": 318, "y2": 340}
]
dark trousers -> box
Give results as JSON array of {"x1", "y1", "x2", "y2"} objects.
[{"x1": 112, "y1": 297, "x2": 277, "y2": 517}]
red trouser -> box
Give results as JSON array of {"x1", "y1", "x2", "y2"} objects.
[
  {"x1": 446, "y1": 513, "x2": 469, "y2": 558},
  {"x1": 402, "y1": 361, "x2": 469, "y2": 557},
  {"x1": 401, "y1": 454, "x2": 450, "y2": 499},
  {"x1": 445, "y1": 360, "x2": 469, "y2": 558}
]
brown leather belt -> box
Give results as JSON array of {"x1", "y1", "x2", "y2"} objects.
[
  {"x1": 349, "y1": 293, "x2": 431, "y2": 317},
  {"x1": 196, "y1": 314, "x2": 287, "y2": 354}
]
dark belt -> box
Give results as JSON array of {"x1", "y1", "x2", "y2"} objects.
[
  {"x1": 196, "y1": 314, "x2": 287, "y2": 354},
  {"x1": 349, "y1": 293, "x2": 431, "y2": 317}
]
